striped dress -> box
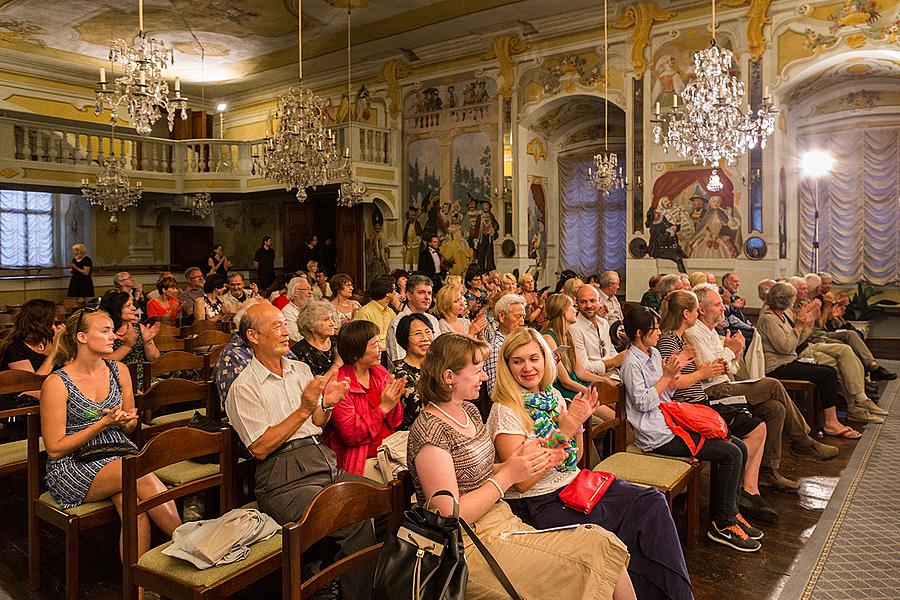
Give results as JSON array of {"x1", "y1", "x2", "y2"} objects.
[
  {"x1": 44, "y1": 361, "x2": 138, "y2": 509},
  {"x1": 656, "y1": 331, "x2": 709, "y2": 404}
]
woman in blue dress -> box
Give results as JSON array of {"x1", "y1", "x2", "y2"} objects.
[{"x1": 41, "y1": 308, "x2": 180, "y2": 575}]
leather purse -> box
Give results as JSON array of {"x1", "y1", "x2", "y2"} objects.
[
  {"x1": 558, "y1": 470, "x2": 616, "y2": 514},
  {"x1": 72, "y1": 441, "x2": 138, "y2": 462}
]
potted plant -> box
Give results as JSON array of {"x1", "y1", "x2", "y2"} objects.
[{"x1": 844, "y1": 281, "x2": 898, "y2": 336}]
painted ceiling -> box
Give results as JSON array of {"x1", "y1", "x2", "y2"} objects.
[
  {"x1": 0, "y1": 0, "x2": 718, "y2": 96},
  {"x1": 528, "y1": 97, "x2": 625, "y2": 143},
  {"x1": 787, "y1": 56, "x2": 900, "y2": 105}
]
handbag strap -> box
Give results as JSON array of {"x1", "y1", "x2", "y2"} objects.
[{"x1": 459, "y1": 518, "x2": 523, "y2": 600}]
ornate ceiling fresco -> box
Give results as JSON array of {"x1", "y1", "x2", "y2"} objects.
[
  {"x1": 527, "y1": 97, "x2": 625, "y2": 144},
  {"x1": 786, "y1": 56, "x2": 900, "y2": 105},
  {"x1": 0, "y1": 0, "x2": 724, "y2": 94}
]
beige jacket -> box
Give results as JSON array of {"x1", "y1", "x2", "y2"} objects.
[{"x1": 755, "y1": 308, "x2": 812, "y2": 373}]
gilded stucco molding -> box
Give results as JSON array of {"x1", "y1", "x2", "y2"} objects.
[
  {"x1": 376, "y1": 60, "x2": 412, "y2": 120},
  {"x1": 481, "y1": 33, "x2": 530, "y2": 98},
  {"x1": 613, "y1": 2, "x2": 677, "y2": 79},
  {"x1": 746, "y1": 0, "x2": 773, "y2": 62}
]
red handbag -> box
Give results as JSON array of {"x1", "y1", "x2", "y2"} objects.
[
  {"x1": 659, "y1": 401, "x2": 729, "y2": 456},
  {"x1": 558, "y1": 470, "x2": 616, "y2": 514}
]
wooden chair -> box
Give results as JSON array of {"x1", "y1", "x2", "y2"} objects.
[
  {"x1": 180, "y1": 320, "x2": 227, "y2": 338},
  {"x1": 122, "y1": 426, "x2": 283, "y2": 599},
  {"x1": 282, "y1": 474, "x2": 411, "y2": 600},
  {"x1": 0, "y1": 371, "x2": 46, "y2": 480},
  {"x1": 155, "y1": 335, "x2": 187, "y2": 353},
  {"x1": 135, "y1": 350, "x2": 210, "y2": 393},
  {"x1": 781, "y1": 379, "x2": 823, "y2": 438},
  {"x1": 27, "y1": 414, "x2": 119, "y2": 600},
  {"x1": 135, "y1": 378, "x2": 214, "y2": 445},
  {"x1": 579, "y1": 379, "x2": 627, "y2": 470},
  {"x1": 594, "y1": 452, "x2": 701, "y2": 547},
  {"x1": 184, "y1": 330, "x2": 232, "y2": 354},
  {"x1": 157, "y1": 323, "x2": 181, "y2": 338},
  {"x1": 207, "y1": 342, "x2": 227, "y2": 368}
]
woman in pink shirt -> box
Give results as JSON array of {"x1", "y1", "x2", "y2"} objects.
[{"x1": 324, "y1": 320, "x2": 406, "y2": 475}]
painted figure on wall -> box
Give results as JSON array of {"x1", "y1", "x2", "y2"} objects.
[
  {"x1": 689, "y1": 195, "x2": 742, "y2": 259},
  {"x1": 528, "y1": 179, "x2": 548, "y2": 280},
  {"x1": 646, "y1": 196, "x2": 689, "y2": 273},
  {"x1": 442, "y1": 214, "x2": 474, "y2": 275},
  {"x1": 403, "y1": 206, "x2": 423, "y2": 271},
  {"x1": 474, "y1": 201, "x2": 500, "y2": 271},
  {"x1": 651, "y1": 54, "x2": 685, "y2": 108},
  {"x1": 365, "y1": 222, "x2": 390, "y2": 284}
]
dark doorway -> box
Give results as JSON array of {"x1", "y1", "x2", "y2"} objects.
[{"x1": 170, "y1": 226, "x2": 214, "y2": 272}]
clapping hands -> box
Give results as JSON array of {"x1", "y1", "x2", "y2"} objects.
[{"x1": 101, "y1": 404, "x2": 138, "y2": 428}]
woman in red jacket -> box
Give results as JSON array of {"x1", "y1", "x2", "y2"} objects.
[{"x1": 325, "y1": 320, "x2": 406, "y2": 475}]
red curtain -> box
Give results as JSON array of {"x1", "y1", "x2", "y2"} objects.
[{"x1": 650, "y1": 168, "x2": 735, "y2": 210}]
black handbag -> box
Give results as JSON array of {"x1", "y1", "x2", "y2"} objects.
[
  {"x1": 72, "y1": 441, "x2": 138, "y2": 462},
  {"x1": 373, "y1": 490, "x2": 522, "y2": 600}
]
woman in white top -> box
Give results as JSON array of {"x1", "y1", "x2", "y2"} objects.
[
  {"x1": 433, "y1": 284, "x2": 487, "y2": 338},
  {"x1": 489, "y1": 328, "x2": 693, "y2": 600}
]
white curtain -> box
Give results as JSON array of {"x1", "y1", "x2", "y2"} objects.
[
  {"x1": 0, "y1": 190, "x2": 54, "y2": 268},
  {"x1": 558, "y1": 154, "x2": 626, "y2": 277},
  {"x1": 798, "y1": 127, "x2": 900, "y2": 285}
]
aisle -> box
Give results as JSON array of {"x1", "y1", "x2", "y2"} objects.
[{"x1": 779, "y1": 362, "x2": 899, "y2": 600}]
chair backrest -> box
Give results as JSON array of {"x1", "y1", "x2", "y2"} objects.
[
  {"x1": 181, "y1": 320, "x2": 227, "y2": 338},
  {"x1": 135, "y1": 378, "x2": 211, "y2": 442},
  {"x1": 141, "y1": 351, "x2": 209, "y2": 392},
  {"x1": 157, "y1": 324, "x2": 180, "y2": 338},
  {"x1": 282, "y1": 473, "x2": 410, "y2": 600},
  {"x1": 0, "y1": 370, "x2": 47, "y2": 398},
  {"x1": 154, "y1": 336, "x2": 185, "y2": 353},
  {"x1": 121, "y1": 427, "x2": 233, "y2": 583},
  {"x1": 580, "y1": 379, "x2": 627, "y2": 469},
  {"x1": 184, "y1": 330, "x2": 232, "y2": 353},
  {"x1": 207, "y1": 343, "x2": 227, "y2": 367}
]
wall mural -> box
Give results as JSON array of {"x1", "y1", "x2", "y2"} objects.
[
  {"x1": 404, "y1": 76, "x2": 497, "y2": 131},
  {"x1": 452, "y1": 131, "x2": 496, "y2": 272},
  {"x1": 527, "y1": 176, "x2": 548, "y2": 281},
  {"x1": 648, "y1": 167, "x2": 742, "y2": 262},
  {"x1": 650, "y1": 37, "x2": 740, "y2": 111},
  {"x1": 405, "y1": 138, "x2": 441, "y2": 271},
  {"x1": 802, "y1": 0, "x2": 900, "y2": 52}
]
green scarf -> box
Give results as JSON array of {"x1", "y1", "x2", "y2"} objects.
[{"x1": 523, "y1": 387, "x2": 578, "y2": 472}]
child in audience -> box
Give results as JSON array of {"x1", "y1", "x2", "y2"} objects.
[
  {"x1": 490, "y1": 327, "x2": 694, "y2": 600},
  {"x1": 620, "y1": 307, "x2": 762, "y2": 553}
]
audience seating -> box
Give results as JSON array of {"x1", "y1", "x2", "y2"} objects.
[
  {"x1": 135, "y1": 378, "x2": 213, "y2": 442},
  {"x1": 121, "y1": 426, "x2": 283, "y2": 600},
  {"x1": 780, "y1": 379, "x2": 824, "y2": 437},
  {"x1": 579, "y1": 379, "x2": 627, "y2": 470},
  {"x1": 180, "y1": 320, "x2": 229, "y2": 338},
  {"x1": 0, "y1": 371, "x2": 46, "y2": 482},
  {"x1": 27, "y1": 413, "x2": 119, "y2": 600},
  {"x1": 154, "y1": 336, "x2": 186, "y2": 353},
  {"x1": 594, "y1": 452, "x2": 701, "y2": 546},
  {"x1": 134, "y1": 350, "x2": 210, "y2": 393},
  {"x1": 184, "y1": 330, "x2": 232, "y2": 354},
  {"x1": 156, "y1": 323, "x2": 181, "y2": 338},
  {"x1": 282, "y1": 473, "x2": 411, "y2": 600}
]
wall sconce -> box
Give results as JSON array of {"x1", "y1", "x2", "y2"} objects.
[
  {"x1": 624, "y1": 174, "x2": 643, "y2": 192},
  {"x1": 742, "y1": 168, "x2": 762, "y2": 186}
]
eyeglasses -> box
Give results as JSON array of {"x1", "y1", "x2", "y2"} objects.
[
  {"x1": 74, "y1": 306, "x2": 100, "y2": 336},
  {"x1": 409, "y1": 329, "x2": 434, "y2": 339}
]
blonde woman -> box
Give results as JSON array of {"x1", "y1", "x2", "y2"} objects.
[
  {"x1": 409, "y1": 333, "x2": 636, "y2": 600},
  {"x1": 688, "y1": 272, "x2": 708, "y2": 288},
  {"x1": 500, "y1": 272, "x2": 518, "y2": 292},
  {"x1": 490, "y1": 328, "x2": 692, "y2": 600},
  {"x1": 433, "y1": 284, "x2": 487, "y2": 338},
  {"x1": 67, "y1": 243, "x2": 94, "y2": 303},
  {"x1": 542, "y1": 294, "x2": 614, "y2": 420},
  {"x1": 519, "y1": 272, "x2": 547, "y2": 325},
  {"x1": 561, "y1": 277, "x2": 584, "y2": 302}
]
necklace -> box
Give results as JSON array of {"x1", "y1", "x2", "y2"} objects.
[{"x1": 429, "y1": 402, "x2": 470, "y2": 428}]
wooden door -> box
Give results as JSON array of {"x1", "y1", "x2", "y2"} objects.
[{"x1": 170, "y1": 226, "x2": 214, "y2": 272}]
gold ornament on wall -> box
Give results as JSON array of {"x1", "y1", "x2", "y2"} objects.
[
  {"x1": 377, "y1": 60, "x2": 412, "y2": 119},
  {"x1": 746, "y1": 0, "x2": 773, "y2": 62},
  {"x1": 482, "y1": 33, "x2": 530, "y2": 98},
  {"x1": 527, "y1": 138, "x2": 547, "y2": 163},
  {"x1": 613, "y1": 1, "x2": 676, "y2": 79}
]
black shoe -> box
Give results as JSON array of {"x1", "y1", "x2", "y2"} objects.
[
  {"x1": 739, "y1": 490, "x2": 779, "y2": 523},
  {"x1": 707, "y1": 521, "x2": 761, "y2": 552},
  {"x1": 736, "y1": 513, "x2": 764, "y2": 540},
  {"x1": 870, "y1": 366, "x2": 897, "y2": 381},
  {"x1": 865, "y1": 381, "x2": 880, "y2": 397}
]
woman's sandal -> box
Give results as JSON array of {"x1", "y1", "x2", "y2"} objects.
[{"x1": 824, "y1": 427, "x2": 862, "y2": 440}]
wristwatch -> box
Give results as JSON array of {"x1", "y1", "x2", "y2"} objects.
[{"x1": 319, "y1": 396, "x2": 334, "y2": 413}]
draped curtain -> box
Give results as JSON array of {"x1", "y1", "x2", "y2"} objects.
[
  {"x1": 558, "y1": 154, "x2": 626, "y2": 277},
  {"x1": 0, "y1": 190, "x2": 54, "y2": 268},
  {"x1": 798, "y1": 127, "x2": 900, "y2": 285}
]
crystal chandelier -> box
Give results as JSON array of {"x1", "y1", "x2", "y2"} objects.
[
  {"x1": 189, "y1": 192, "x2": 213, "y2": 218},
  {"x1": 652, "y1": 0, "x2": 776, "y2": 188},
  {"x1": 261, "y1": 0, "x2": 343, "y2": 201},
  {"x1": 81, "y1": 128, "x2": 142, "y2": 223},
  {"x1": 336, "y1": 5, "x2": 366, "y2": 207},
  {"x1": 94, "y1": 0, "x2": 188, "y2": 136},
  {"x1": 589, "y1": 0, "x2": 624, "y2": 196}
]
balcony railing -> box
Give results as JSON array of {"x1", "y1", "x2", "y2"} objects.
[{"x1": 0, "y1": 115, "x2": 398, "y2": 193}]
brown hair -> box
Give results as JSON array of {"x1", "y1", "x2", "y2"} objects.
[
  {"x1": 336, "y1": 319, "x2": 380, "y2": 365},
  {"x1": 659, "y1": 290, "x2": 698, "y2": 333},
  {"x1": 544, "y1": 293, "x2": 576, "y2": 371},
  {"x1": 418, "y1": 333, "x2": 489, "y2": 405},
  {"x1": 330, "y1": 273, "x2": 353, "y2": 295},
  {"x1": 156, "y1": 275, "x2": 178, "y2": 295}
]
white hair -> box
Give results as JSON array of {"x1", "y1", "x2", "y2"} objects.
[{"x1": 495, "y1": 294, "x2": 527, "y2": 318}]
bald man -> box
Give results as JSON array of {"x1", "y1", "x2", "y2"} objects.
[{"x1": 569, "y1": 284, "x2": 624, "y2": 376}]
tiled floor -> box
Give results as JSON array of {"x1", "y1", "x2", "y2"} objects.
[{"x1": 802, "y1": 370, "x2": 899, "y2": 600}]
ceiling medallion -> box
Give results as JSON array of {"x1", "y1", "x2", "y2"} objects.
[
  {"x1": 652, "y1": 0, "x2": 776, "y2": 189},
  {"x1": 94, "y1": 0, "x2": 188, "y2": 136}
]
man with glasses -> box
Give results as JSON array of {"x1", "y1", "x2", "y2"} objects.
[
  {"x1": 283, "y1": 276, "x2": 314, "y2": 343},
  {"x1": 114, "y1": 271, "x2": 147, "y2": 320},
  {"x1": 355, "y1": 276, "x2": 399, "y2": 367},
  {"x1": 386, "y1": 274, "x2": 441, "y2": 362},
  {"x1": 570, "y1": 284, "x2": 623, "y2": 376},
  {"x1": 179, "y1": 267, "x2": 206, "y2": 320}
]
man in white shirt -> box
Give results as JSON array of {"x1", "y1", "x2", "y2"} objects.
[
  {"x1": 484, "y1": 294, "x2": 527, "y2": 395},
  {"x1": 282, "y1": 276, "x2": 313, "y2": 343},
  {"x1": 597, "y1": 271, "x2": 623, "y2": 323},
  {"x1": 569, "y1": 285, "x2": 623, "y2": 375},
  {"x1": 386, "y1": 274, "x2": 441, "y2": 362},
  {"x1": 685, "y1": 284, "x2": 838, "y2": 492},
  {"x1": 225, "y1": 303, "x2": 375, "y2": 598}
]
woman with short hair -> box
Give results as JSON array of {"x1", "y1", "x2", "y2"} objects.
[
  {"x1": 490, "y1": 327, "x2": 692, "y2": 600},
  {"x1": 291, "y1": 299, "x2": 341, "y2": 377},
  {"x1": 67, "y1": 243, "x2": 94, "y2": 303},
  {"x1": 193, "y1": 274, "x2": 227, "y2": 322},
  {"x1": 409, "y1": 333, "x2": 636, "y2": 599},
  {"x1": 146, "y1": 275, "x2": 181, "y2": 320},
  {"x1": 391, "y1": 313, "x2": 433, "y2": 430},
  {"x1": 323, "y1": 320, "x2": 405, "y2": 475},
  {"x1": 329, "y1": 274, "x2": 361, "y2": 330}
]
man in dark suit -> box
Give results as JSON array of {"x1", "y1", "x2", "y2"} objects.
[{"x1": 417, "y1": 235, "x2": 444, "y2": 294}]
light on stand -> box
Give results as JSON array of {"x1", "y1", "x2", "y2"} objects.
[{"x1": 800, "y1": 150, "x2": 835, "y2": 272}]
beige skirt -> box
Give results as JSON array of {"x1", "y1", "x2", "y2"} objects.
[{"x1": 462, "y1": 501, "x2": 629, "y2": 600}]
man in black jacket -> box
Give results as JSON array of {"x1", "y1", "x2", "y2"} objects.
[{"x1": 417, "y1": 235, "x2": 444, "y2": 294}]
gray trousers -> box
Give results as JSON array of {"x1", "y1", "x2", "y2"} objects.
[
  {"x1": 826, "y1": 329, "x2": 875, "y2": 368},
  {"x1": 706, "y1": 378, "x2": 812, "y2": 471},
  {"x1": 255, "y1": 440, "x2": 376, "y2": 600}
]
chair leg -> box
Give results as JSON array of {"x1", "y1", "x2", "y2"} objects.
[
  {"x1": 28, "y1": 510, "x2": 40, "y2": 591},
  {"x1": 686, "y1": 464, "x2": 701, "y2": 547},
  {"x1": 66, "y1": 523, "x2": 80, "y2": 600}
]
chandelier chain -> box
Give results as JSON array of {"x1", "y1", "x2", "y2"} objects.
[{"x1": 589, "y1": 0, "x2": 624, "y2": 196}]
